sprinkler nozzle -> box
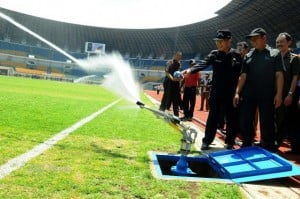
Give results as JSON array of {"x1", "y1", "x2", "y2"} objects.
[{"x1": 136, "y1": 101, "x2": 145, "y2": 107}]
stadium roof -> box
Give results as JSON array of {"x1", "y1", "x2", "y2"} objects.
[
  {"x1": 0, "y1": 0, "x2": 231, "y2": 29},
  {"x1": 0, "y1": 0, "x2": 299, "y2": 59}
]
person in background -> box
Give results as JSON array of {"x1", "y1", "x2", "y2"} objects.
[
  {"x1": 236, "y1": 41, "x2": 260, "y2": 137},
  {"x1": 183, "y1": 29, "x2": 242, "y2": 150},
  {"x1": 181, "y1": 59, "x2": 200, "y2": 121},
  {"x1": 236, "y1": 41, "x2": 249, "y2": 58},
  {"x1": 199, "y1": 73, "x2": 212, "y2": 112},
  {"x1": 233, "y1": 28, "x2": 284, "y2": 152},
  {"x1": 159, "y1": 51, "x2": 182, "y2": 116},
  {"x1": 156, "y1": 84, "x2": 161, "y2": 95},
  {"x1": 275, "y1": 32, "x2": 300, "y2": 153}
]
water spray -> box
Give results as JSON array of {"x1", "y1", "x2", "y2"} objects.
[
  {"x1": 0, "y1": 12, "x2": 140, "y2": 103},
  {"x1": 136, "y1": 101, "x2": 198, "y2": 176},
  {"x1": 74, "y1": 75, "x2": 97, "y2": 83}
]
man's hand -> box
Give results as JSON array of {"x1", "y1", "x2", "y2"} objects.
[
  {"x1": 172, "y1": 77, "x2": 181, "y2": 82},
  {"x1": 284, "y1": 95, "x2": 293, "y2": 106},
  {"x1": 274, "y1": 94, "x2": 282, "y2": 108},
  {"x1": 233, "y1": 93, "x2": 240, "y2": 108}
]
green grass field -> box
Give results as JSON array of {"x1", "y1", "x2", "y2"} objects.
[{"x1": 0, "y1": 76, "x2": 244, "y2": 198}]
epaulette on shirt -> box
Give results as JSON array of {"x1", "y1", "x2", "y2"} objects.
[
  {"x1": 266, "y1": 46, "x2": 279, "y2": 57},
  {"x1": 205, "y1": 50, "x2": 218, "y2": 62},
  {"x1": 246, "y1": 46, "x2": 279, "y2": 58},
  {"x1": 211, "y1": 49, "x2": 237, "y2": 55},
  {"x1": 210, "y1": 49, "x2": 219, "y2": 54},
  {"x1": 229, "y1": 48, "x2": 240, "y2": 58},
  {"x1": 230, "y1": 48, "x2": 238, "y2": 54},
  {"x1": 245, "y1": 48, "x2": 255, "y2": 58},
  {"x1": 290, "y1": 52, "x2": 298, "y2": 63}
]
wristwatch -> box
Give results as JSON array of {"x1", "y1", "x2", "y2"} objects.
[{"x1": 288, "y1": 91, "x2": 293, "y2": 95}]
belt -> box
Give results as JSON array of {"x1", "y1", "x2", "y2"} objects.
[{"x1": 185, "y1": 86, "x2": 197, "y2": 88}]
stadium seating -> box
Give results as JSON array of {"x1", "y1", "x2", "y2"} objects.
[
  {"x1": 139, "y1": 76, "x2": 163, "y2": 83},
  {"x1": 0, "y1": 60, "x2": 26, "y2": 68},
  {"x1": 0, "y1": 40, "x2": 87, "y2": 62},
  {"x1": 0, "y1": 39, "x2": 198, "y2": 80},
  {"x1": 0, "y1": 49, "x2": 27, "y2": 57},
  {"x1": 15, "y1": 67, "x2": 46, "y2": 75}
]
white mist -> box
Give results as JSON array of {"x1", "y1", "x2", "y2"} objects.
[
  {"x1": 0, "y1": 12, "x2": 141, "y2": 104},
  {"x1": 78, "y1": 53, "x2": 141, "y2": 103}
]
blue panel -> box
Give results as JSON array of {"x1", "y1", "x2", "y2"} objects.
[
  {"x1": 211, "y1": 153, "x2": 242, "y2": 164},
  {"x1": 232, "y1": 163, "x2": 300, "y2": 183},
  {"x1": 225, "y1": 163, "x2": 255, "y2": 173},
  {"x1": 236, "y1": 148, "x2": 270, "y2": 160},
  {"x1": 208, "y1": 146, "x2": 293, "y2": 179}
]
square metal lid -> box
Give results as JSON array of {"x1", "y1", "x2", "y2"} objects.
[{"x1": 207, "y1": 146, "x2": 300, "y2": 183}]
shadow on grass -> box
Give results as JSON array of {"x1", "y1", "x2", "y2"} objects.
[{"x1": 90, "y1": 142, "x2": 130, "y2": 159}]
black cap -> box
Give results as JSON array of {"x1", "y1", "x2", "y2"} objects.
[
  {"x1": 189, "y1": 59, "x2": 196, "y2": 65},
  {"x1": 246, "y1": 28, "x2": 267, "y2": 38},
  {"x1": 213, "y1": 29, "x2": 232, "y2": 40}
]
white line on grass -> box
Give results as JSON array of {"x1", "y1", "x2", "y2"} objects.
[{"x1": 0, "y1": 98, "x2": 122, "y2": 179}]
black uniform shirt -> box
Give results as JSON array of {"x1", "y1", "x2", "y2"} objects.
[
  {"x1": 191, "y1": 49, "x2": 242, "y2": 98},
  {"x1": 276, "y1": 51, "x2": 300, "y2": 96},
  {"x1": 165, "y1": 59, "x2": 181, "y2": 86},
  {"x1": 166, "y1": 59, "x2": 181, "y2": 77},
  {"x1": 241, "y1": 46, "x2": 282, "y2": 98}
]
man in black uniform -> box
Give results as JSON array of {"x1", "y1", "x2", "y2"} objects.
[
  {"x1": 275, "y1": 32, "x2": 300, "y2": 152},
  {"x1": 184, "y1": 29, "x2": 242, "y2": 150},
  {"x1": 233, "y1": 28, "x2": 284, "y2": 152},
  {"x1": 159, "y1": 51, "x2": 182, "y2": 116}
]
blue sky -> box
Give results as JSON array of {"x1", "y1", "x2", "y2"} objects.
[{"x1": 0, "y1": 0, "x2": 231, "y2": 29}]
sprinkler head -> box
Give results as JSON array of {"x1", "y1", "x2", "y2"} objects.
[{"x1": 136, "y1": 101, "x2": 145, "y2": 107}]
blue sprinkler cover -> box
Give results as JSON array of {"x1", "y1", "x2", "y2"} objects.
[{"x1": 207, "y1": 146, "x2": 300, "y2": 183}]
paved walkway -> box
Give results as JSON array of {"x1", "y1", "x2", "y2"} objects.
[{"x1": 144, "y1": 90, "x2": 300, "y2": 199}]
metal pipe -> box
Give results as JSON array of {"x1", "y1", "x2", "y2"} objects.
[{"x1": 136, "y1": 100, "x2": 198, "y2": 176}]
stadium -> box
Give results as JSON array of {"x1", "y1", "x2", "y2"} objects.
[
  {"x1": 0, "y1": 0, "x2": 299, "y2": 81},
  {"x1": 0, "y1": 0, "x2": 300, "y2": 198}
]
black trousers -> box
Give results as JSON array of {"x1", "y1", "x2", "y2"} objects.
[
  {"x1": 239, "y1": 96, "x2": 276, "y2": 151},
  {"x1": 160, "y1": 80, "x2": 180, "y2": 116},
  {"x1": 160, "y1": 80, "x2": 171, "y2": 111},
  {"x1": 275, "y1": 102, "x2": 290, "y2": 145},
  {"x1": 202, "y1": 95, "x2": 239, "y2": 145},
  {"x1": 200, "y1": 92, "x2": 210, "y2": 111},
  {"x1": 289, "y1": 87, "x2": 300, "y2": 152},
  {"x1": 183, "y1": 86, "x2": 196, "y2": 118}
]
